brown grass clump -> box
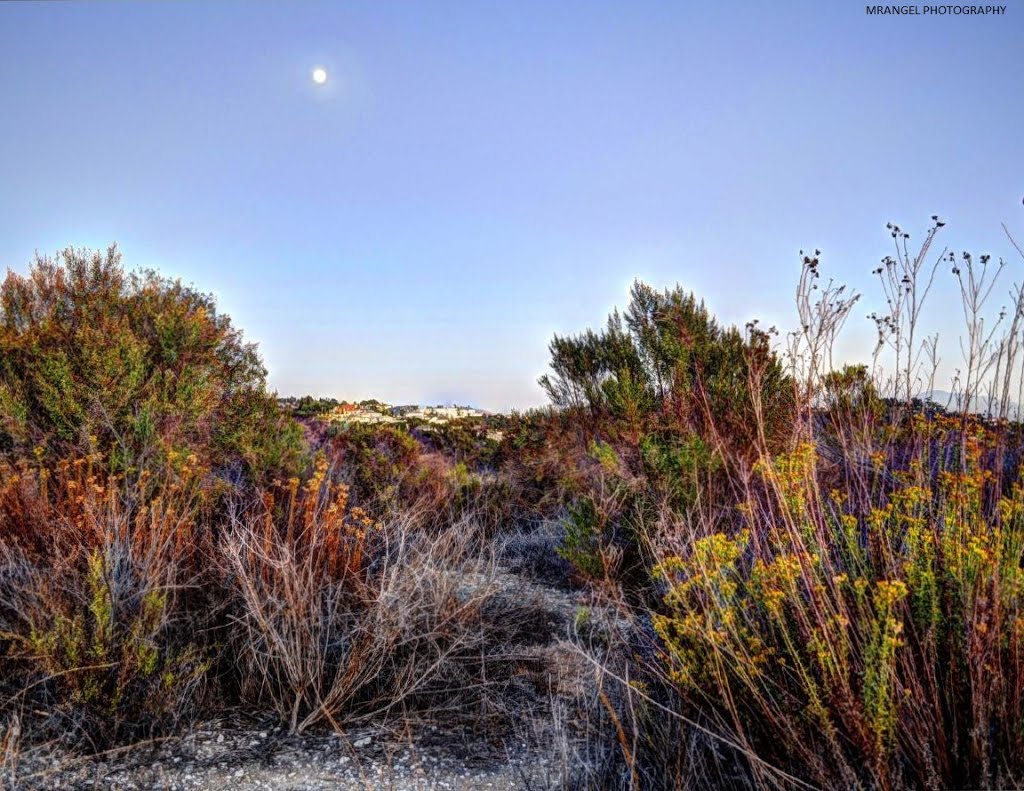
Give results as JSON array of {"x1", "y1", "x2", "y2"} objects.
[{"x1": 219, "y1": 458, "x2": 545, "y2": 734}]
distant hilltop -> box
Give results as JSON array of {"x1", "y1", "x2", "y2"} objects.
[{"x1": 278, "y1": 396, "x2": 490, "y2": 425}]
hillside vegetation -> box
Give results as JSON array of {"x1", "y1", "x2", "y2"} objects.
[{"x1": 2, "y1": 222, "x2": 1024, "y2": 790}]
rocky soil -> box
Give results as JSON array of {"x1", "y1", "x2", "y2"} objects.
[{"x1": 10, "y1": 723, "x2": 558, "y2": 790}]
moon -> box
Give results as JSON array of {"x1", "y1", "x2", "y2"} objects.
[{"x1": 311, "y1": 67, "x2": 328, "y2": 86}]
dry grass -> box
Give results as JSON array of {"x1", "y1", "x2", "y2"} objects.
[{"x1": 221, "y1": 509, "x2": 521, "y2": 734}]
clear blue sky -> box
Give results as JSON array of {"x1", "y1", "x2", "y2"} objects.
[{"x1": 1, "y1": 1, "x2": 1021, "y2": 410}]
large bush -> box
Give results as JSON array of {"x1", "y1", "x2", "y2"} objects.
[
  {"x1": 0, "y1": 246, "x2": 302, "y2": 481},
  {"x1": 532, "y1": 281, "x2": 796, "y2": 586},
  {"x1": 539, "y1": 281, "x2": 794, "y2": 456}
]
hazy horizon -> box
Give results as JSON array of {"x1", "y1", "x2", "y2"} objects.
[{"x1": 2, "y1": 1, "x2": 1022, "y2": 412}]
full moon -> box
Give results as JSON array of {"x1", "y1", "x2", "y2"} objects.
[{"x1": 311, "y1": 67, "x2": 328, "y2": 85}]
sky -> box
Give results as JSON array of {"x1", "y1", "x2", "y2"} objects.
[{"x1": 1, "y1": 1, "x2": 1022, "y2": 411}]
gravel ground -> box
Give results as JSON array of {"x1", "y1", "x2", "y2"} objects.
[{"x1": 9, "y1": 723, "x2": 559, "y2": 790}]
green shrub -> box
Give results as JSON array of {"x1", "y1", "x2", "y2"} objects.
[
  {"x1": 539, "y1": 281, "x2": 795, "y2": 455},
  {"x1": 3, "y1": 545, "x2": 207, "y2": 748},
  {"x1": 0, "y1": 246, "x2": 303, "y2": 483},
  {"x1": 558, "y1": 497, "x2": 605, "y2": 580}
]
